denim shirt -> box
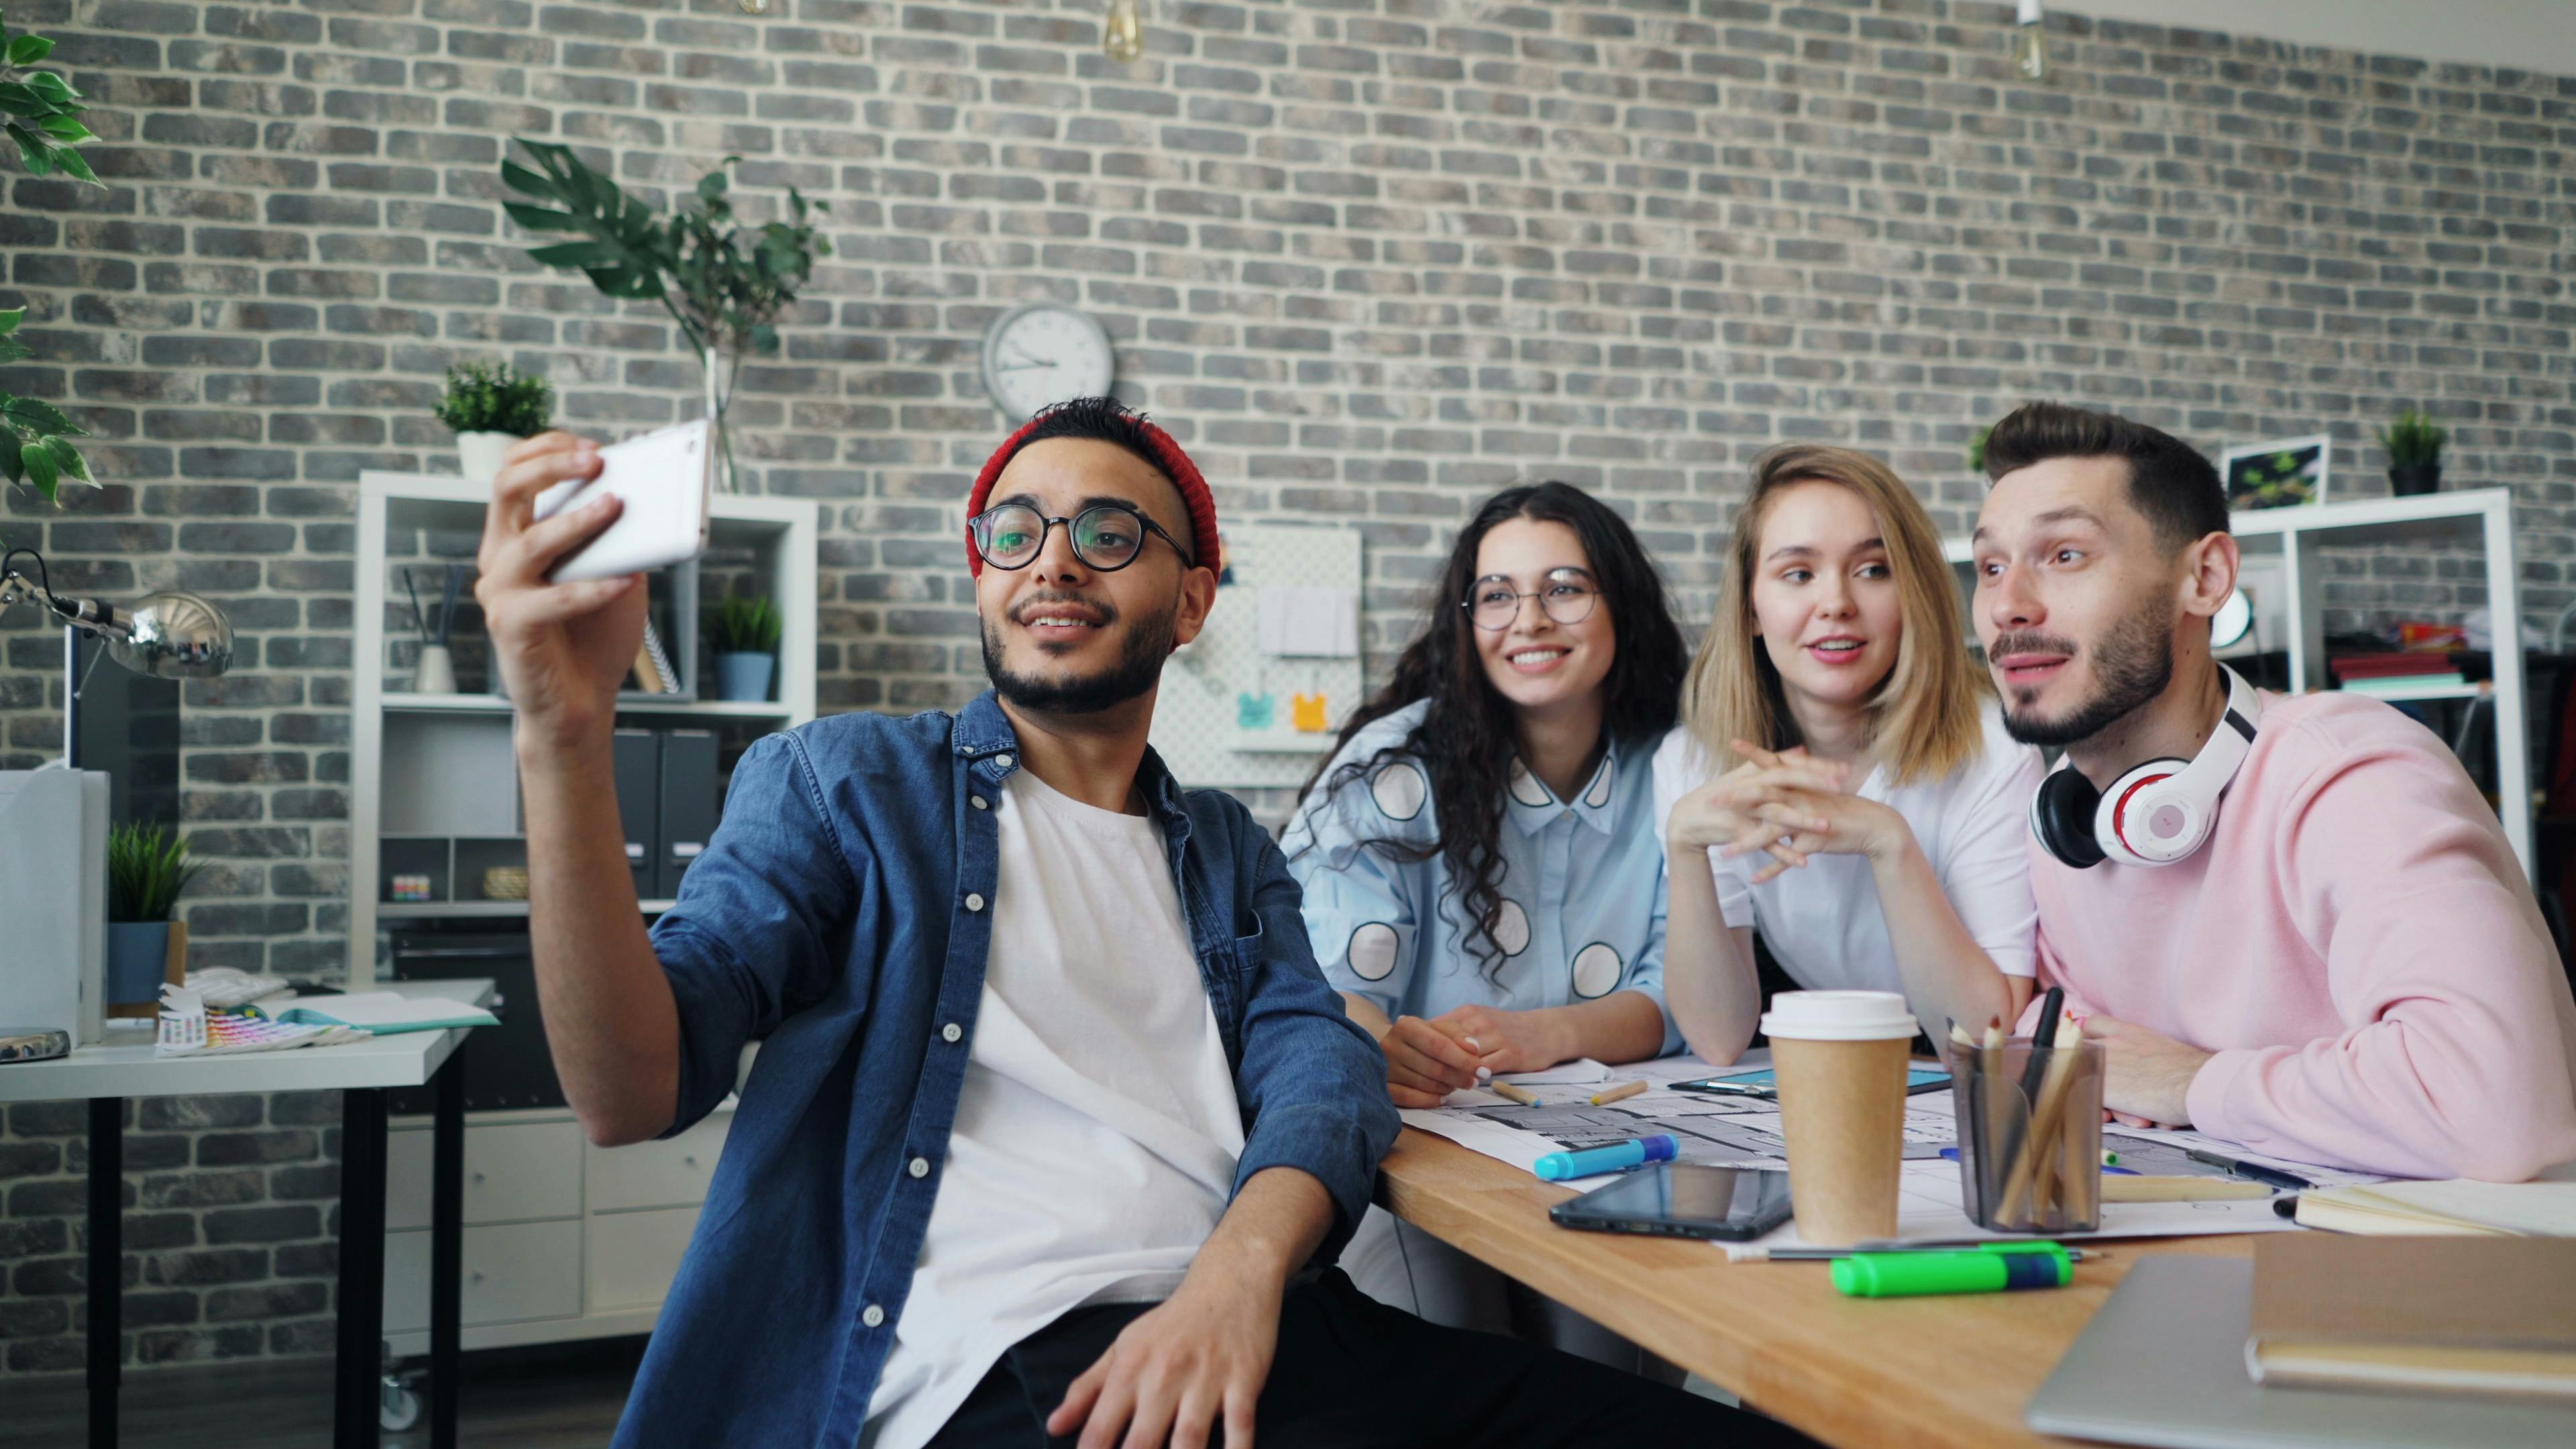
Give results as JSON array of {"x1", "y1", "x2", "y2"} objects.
[{"x1": 614, "y1": 692, "x2": 1397, "y2": 1449}]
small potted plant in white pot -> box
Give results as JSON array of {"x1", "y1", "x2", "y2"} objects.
[
  {"x1": 2379, "y1": 408, "x2": 2446, "y2": 496},
  {"x1": 708, "y1": 594, "x2": 782, "y2": 702},
  {"x1": 435, "y1": 360, "x2": 553, "y2": 486},
  {"x1": 105, "y1": 822, "x2": 197, "y2": 1018}
]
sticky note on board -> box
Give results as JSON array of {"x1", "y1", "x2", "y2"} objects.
[{"x1": 1257, "y1": 586, "x2": 1360, "y2": 657}]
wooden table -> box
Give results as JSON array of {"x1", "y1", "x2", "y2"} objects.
[{"x1": 1378, "y1": 1126, "x2": 2255, "y2": 1449}]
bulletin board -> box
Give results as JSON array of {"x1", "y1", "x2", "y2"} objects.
[{"x1": 1150, "y1": 524, "x2": 1364, "y2": 790}]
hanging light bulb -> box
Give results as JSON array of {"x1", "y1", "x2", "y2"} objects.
[
  {"x1": 1104, "y1": 0, "x2": 1145, "y2": 62},
  {"x1": 2011, "y1": 0, "x2": 2049, "y2": 82}
]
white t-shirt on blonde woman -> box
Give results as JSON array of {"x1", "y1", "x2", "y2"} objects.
[{"x1": 1650, "y1": 700, "x2": 2045, "y2": 991}]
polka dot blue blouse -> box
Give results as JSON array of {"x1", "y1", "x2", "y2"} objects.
[{"x1": 1282, "y1": 700, "x2": 1681, "y2": 1053}]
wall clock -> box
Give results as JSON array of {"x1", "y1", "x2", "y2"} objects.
[{"x1": 979, "y1": 303, "x2": 1116, "y2": 421}]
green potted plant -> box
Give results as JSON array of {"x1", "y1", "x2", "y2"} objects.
[
  {"x1": 500, "y1": 140, "x2": 830, "y2": 492},
  {"x1": 2379, "y1": 409, "x2": 2446, "y2": 496},
  {"x1": 707, "y1": 594, "x2": 782, "y2": 702},
  {"x1": 105, "y1": 822, "x2": 197, "y2": 1016},
  {"x1": 435, "y1": 360, "x2": 553, "y2": 486},
  {"x1": 1, "y1": 9, "x2": 99, "y2": 504}
]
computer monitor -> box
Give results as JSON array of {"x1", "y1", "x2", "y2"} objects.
[{"x1": 65, "y1": 626, "x2": 182, "y2": 828}]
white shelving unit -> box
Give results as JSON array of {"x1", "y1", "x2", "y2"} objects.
[
  {"x1": 350, "y1": 472, "x2": 818, "y2": 985},
  {"x1": 350, "y1": 470, "x2": 815, "y2": 1358},
  {"x1": 1946, "y1": 488, "x2": 2530, "y2": 880}
]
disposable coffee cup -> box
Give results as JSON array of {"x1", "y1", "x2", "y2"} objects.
[{"x1": 1760, "y1": 990, "x2": 1917, "y2": 1246}]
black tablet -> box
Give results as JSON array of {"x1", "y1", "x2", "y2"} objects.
[{"x1": 1548, "y1": 1162, "x2": 1794, "y2": 1242}]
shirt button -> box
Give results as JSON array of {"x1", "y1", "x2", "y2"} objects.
[
  {"x1": 908, "y1": 1157, "x2": 930, "y2": 1179},
  {"x1": 970, "y1": 795, "x2": 987, "y2": 810},
  {"x1": 965, "y1": 893, "x2": 985, "y2": 912},
  {"x1": 995, "y1": 754, "x2": 1013, "y2": 771},
  {"x1": 861, "y1": 1304, "x2": 885, "y2": 1328},
  {"x1": 941, "y1": 1022, "x2": 962, "y2": 1044}
]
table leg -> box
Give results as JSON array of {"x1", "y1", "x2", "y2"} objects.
[
  {"x1": 334, "y1": 1087, "x2": 388, "y2": 1449},
  {"x1": 87, "y1": 1096, "x2": 121, "y2": 1449},
  {"x1": 429, "y1": 1042, "x2": 466, "y2": 1449}
]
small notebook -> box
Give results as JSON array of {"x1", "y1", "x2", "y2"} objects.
[
  {"x1": 2294, "y1": 1177, "x2": 2576, "y2": 1237},
  {"x1": 2248, "y1": 1236, "x2": 2576, "y2": 1400},
  {"x1": 253, "y1": 991, "x2": 498, "y2": 1035}
]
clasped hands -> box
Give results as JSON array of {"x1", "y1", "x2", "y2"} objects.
[{"x1": 1666, "y1": 739, "x2": 1904, "y2": 883}]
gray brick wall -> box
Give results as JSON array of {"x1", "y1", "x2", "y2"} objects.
[{"x1": 3, "y1": 0, "x2": 2570, "y2": 1376}]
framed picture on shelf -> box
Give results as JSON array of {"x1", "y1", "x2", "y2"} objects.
[{"x1": 2220, "y1": 435, "x2": 2330, "y2": 511}]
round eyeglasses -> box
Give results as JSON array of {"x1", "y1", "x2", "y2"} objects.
[
  {"x1": 966, "y1": 501, "x2": 1194, "y2": 573},
  {"x1": 1462, "y1": 568, "x2": 1601, "y2": 631}
]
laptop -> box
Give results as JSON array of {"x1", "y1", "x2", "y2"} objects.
[{"x1": 2027, "y1": 1255, "x2": 2576, "y2": 1448}]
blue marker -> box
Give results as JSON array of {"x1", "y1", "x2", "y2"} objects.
[{"x1": 1534, "y1": 1134, "x2": 1680, "y2": 1182}]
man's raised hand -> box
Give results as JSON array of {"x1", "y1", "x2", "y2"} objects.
[{"x1": 474, "y1": 431, "x2": 647, "y2": 747}]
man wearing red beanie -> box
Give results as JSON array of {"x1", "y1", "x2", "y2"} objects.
[{"x1": 476, "y1": 400, "x2": 1788, "y2": 1448}]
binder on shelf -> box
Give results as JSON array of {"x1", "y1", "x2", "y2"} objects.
[
  {"x1": 613, "y1": 728, "x2": 660, "y2": 901},
  {"x1": 656, "y1": 729, "x2": 718, "y2": 900}
]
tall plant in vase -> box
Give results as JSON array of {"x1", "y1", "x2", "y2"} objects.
[{"x1": 498, "y1": 140, "x2": 830, "y2": 492}]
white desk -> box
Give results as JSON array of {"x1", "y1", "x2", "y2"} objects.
[{"x1": 0, "y1": 980, "x2": 494, "y2": 1449}]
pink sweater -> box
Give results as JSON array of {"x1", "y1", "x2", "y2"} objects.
[{"x1": 2027, "y1": 691, "x2": 2576, "y2": 1181}]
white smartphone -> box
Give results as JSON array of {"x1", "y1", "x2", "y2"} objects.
[{"x1": 532, "y1": 419, "x2": 714, "y2": 582}]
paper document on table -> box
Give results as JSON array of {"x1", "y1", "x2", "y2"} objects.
[
  {"x1": 2092, "y1": 1122, "x2": 2387, "y2": 1190},
  {"x1": 1494, "y1": 1058, "x2": 1611, "y2": 1087},
  {"x1": 1402, "y1": 1056, "x2": 2387, "y2": 1245}
]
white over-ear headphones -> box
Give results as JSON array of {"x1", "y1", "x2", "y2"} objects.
[{"x1": 2027, "y1": 664, "x2": 2263, "y2": 869}]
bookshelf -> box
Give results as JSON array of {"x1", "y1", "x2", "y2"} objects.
[{"x1": 350, "y1": 472, "x2": 818, "y2": 982}]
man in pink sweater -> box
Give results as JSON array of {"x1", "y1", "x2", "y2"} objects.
[{"x1": 1970, "y1": 401, "x2": 2576, "y2": 1181}]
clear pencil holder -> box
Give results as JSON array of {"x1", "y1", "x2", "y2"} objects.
[{"x1": 1949, "y1": 1038, "x2": 2104, "y2": 1234}]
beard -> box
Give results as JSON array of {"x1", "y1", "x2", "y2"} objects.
[
  {"x1": 1995, "y1": 592, "x2": 2175, "y2": 748},
  {"x1": 979, "y1": 589, "x2": 1177, "y2": 716}
]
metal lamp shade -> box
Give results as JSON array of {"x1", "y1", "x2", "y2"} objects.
[{"x1": 105, "y1": 591, "x2": 233, "y2": 679}]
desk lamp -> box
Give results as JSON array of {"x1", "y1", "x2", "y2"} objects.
[{"x1": 0, "y1": 547, "x2": 233, "y2": 1063}]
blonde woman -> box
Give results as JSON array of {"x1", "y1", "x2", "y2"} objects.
[{"x1": 1652, "y1": 445, "x2": 2043, "y2": 1061}]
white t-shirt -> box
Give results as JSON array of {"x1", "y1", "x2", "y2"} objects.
[
  {"x1": 1650, "y1": 700, "x2": 2045, "y2": 991},
  {"x1": 863, "y1": 769, "x2": 1246, "y2": 1449}
]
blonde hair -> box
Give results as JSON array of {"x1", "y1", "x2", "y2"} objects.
[{"x1": 1683, "y1": 444, "x2": 1987, "y2": 787}]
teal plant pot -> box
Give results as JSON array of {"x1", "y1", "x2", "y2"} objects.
[
  {"x1": 107, "y1": 921, "x2": 171, "y2": 1008},
  {"x1": 716, "y1": 651, "x2": 775, "y2": 703}
]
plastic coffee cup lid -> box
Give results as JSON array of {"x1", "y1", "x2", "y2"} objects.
[{"x1": 1759, "y1": 989, "x2": 1917, "y2": 1042}]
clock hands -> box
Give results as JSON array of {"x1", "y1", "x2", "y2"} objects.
[{"x1": 994, "y1": 357, "x2": 1059, "y2": 373}]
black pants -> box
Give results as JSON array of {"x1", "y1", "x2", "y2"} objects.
[{"x1": 924, "y1": 1269, "x2": 1815, "y2": 1448}]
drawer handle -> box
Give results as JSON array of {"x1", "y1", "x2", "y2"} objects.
[
  {"x1": 471, "y1": 1172, "x2": 485, "y2": 1184},
  {"x1": 683, "y1": 1155, "x2": 697, "y2": 1167},
  {"x1": 470, "y1": 1272, "x2": 485, "y2": 1285}
]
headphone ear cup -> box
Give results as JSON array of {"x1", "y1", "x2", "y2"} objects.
[{"x1": 2030, "y1": 768, "x2": 2108, "y2": 869}]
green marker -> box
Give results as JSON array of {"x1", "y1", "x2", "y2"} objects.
[{"x1": 1831, "y1": 1242, "x2": 2073, "y2": 1298}]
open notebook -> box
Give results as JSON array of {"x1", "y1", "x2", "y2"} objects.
[{"x1": 251, "y1": 991, "x2": 499, "y2": 1035}]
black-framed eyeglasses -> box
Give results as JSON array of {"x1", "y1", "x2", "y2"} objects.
[
  {"x1": 967, "y1": 501, "x2": 1194, "y2": 573},
  {"x1": 1462, "y1": 568, "x2": 1601, "y2": 631}
]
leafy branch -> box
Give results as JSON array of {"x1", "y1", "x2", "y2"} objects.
[
  {"x1": 0, "y1": 9, "x2": 95, "y2": 185},
  {"x1": 499, "y1": 139, "x2": 829, "y2": 489},
  {"x1": 0, "y1": 8, "x2": 99, "y2": 504}
]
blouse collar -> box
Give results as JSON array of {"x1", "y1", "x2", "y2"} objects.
[{"x1": 1504, "y1": 739, "x2": 1621, "y2": 839}]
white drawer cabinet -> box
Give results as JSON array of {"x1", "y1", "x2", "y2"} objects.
[
  {"x1": 586, "y1": 1113, "x2": 730, "y2": 1213},
  {"x1": 586, "y1": 1207, "x2": 702, "y2": 1311},
  {"x1": 384, "y1": 1219, "x2": 584, "y2": 1333},
  {"x1": 386, "y1": 1118, "x2": 584, "y2": 1228},
  {"x1": 379, "y1": 1104, "x2": 735, "y2": 1357}
]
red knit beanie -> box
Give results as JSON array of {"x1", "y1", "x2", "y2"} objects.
[{"x1": 963, "y1": 403, "x2": 1220, "y2": 576}]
